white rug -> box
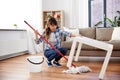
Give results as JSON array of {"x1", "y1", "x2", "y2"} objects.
[{"x1": 62, "y1": 65, "x2": 92, "y2": 74}]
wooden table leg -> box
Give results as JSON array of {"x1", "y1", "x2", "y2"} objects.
[
  {"x1": 67, "y1": 40, "x2": 77, "y2": 67},
  {"x1": 74, "y1": 42, "x2": 82, "y2": 61},
  {"x1": 99, "y1": 49, "x2": 113, "y2": 79}
]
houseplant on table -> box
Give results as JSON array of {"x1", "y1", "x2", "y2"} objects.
[{"x1": 94, "y1": 11, "x2": 120, "y2": 27}]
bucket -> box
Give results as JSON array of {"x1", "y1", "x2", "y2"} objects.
[{"x1": 27, "y1": 56, "x2": 44, "y2": 72}]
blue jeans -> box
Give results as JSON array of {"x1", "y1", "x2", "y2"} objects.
[{"x1": 44, "y1": 47, "x2": 67, "y2": 62}]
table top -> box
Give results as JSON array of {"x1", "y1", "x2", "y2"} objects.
[{"x1": 74, "y1": 36, "x2": 113, "y2": 50}]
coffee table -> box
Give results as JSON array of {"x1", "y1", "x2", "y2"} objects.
[{"x1": 67, "y1": 36, "x2": 113, "y2": 79}]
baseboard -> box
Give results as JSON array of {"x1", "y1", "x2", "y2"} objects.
[{"x1": 0, "y1": 50, "x2": 28, "y2": 60}]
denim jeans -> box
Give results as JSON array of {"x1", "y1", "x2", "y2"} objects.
[{"x1": 44, "y1": 47, "x2": 67, "y2": 62}]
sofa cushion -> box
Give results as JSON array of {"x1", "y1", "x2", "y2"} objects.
[
  {"x1": 108, "y1": 40, "x2": 120, "y2": 50},
  {"x1": 81, "y1": 44, "x2": 97, "y2": 50},
  {"x1": 61, "y1": 41, "x2": 76, "y2": 49},
  {"x1": 61, "y1": 41, "x2": 97, "y2": 50},
  {"x1": 111, "y1": 27, "x2": 120, "y2": 40},
  {"x1": 79, "y1": 27, "x2": 96, "y2": 39},
  {"x1": 96, "y1": 28, "x2": 113, "y2": 41}
]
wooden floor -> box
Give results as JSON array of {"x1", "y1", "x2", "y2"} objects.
[{"x1": 0, "y1": 54, "x2": 120, "y2": 80}]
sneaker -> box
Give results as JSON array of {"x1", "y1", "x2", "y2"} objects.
[
  {"x1": 46, "y1": 60, "x2": 53, "y2": 67},
  {"x1": 53, "y1": 61, "x2": 62, "y2": 67}
]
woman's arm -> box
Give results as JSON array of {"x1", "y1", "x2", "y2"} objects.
[
  {"x1": 34, "y1": 30, "x2": 40, "y2": 44},
  {"x1": 59, "y1": 28, "x2": 82, "y2": 37},
  {"x1": 34, "y1": 30, "x2": 45, "y2": 44},
  {"x1": 70, "y1": 33, "x2": 82, "y2": 37}
]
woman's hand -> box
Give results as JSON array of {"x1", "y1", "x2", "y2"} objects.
[
  {"x1": 70, "y1": 33, "x2": 83, "y2": 37},
  {"x1": 78, "y1": 34, "x2": 83, "y2": 37},
  {"x1": 34, "y1": 30, "x2": 38, "y2": 35}
]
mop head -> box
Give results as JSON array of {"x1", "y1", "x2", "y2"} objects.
[{"x1": 62, "y1": 65, "x2": 92, "y2": 74}]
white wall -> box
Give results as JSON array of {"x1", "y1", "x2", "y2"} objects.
[
  {"x1": 42, "y1": 0, "x2": 89, "y2": 28},
  {"x1": 0, "y1": 0, "x2": 43, "y2": 54},
  {"x1": 0, "y1": 0, "x2": 42, "y2": 31}
]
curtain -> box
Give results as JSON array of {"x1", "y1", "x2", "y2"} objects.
[
  {"x1": 69, "y1": 0, "x2": 80, "y2": 28},
  {"x1": 69, "y1": 0, "x2": 89, "y2": 28}
]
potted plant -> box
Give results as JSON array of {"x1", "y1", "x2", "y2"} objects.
[
  {"x1": 116, "y1": 11, "x2": 120, "y2": 26},
  {"x1": 13, "y1": 24, "x2": 17, "y2": 29},
  {"x1": 94, "y1": 11, "x2": 120, "y2": 27}
]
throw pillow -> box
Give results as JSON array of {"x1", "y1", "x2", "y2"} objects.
[
  {"x1": 111, "y1": 27, "x2": 120, "y2": 40},
  {"x1": 63, "y1": 27, "x2": 79, "y2": 41}
]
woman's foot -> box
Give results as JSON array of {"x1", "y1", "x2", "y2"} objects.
[
  {"x1": 53, "y1": 61, "x2": 62, "y2": 67},
  {"x1": 46, "y1": 60, "x2": 53, "y2": 67}
]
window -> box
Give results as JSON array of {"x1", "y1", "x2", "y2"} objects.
[
  {"x1": 89, "y1": 0, "x2": 120, "y2": 27},
  {"x1": 89, "y1": 0, "x2": 105, "y2": 27}
]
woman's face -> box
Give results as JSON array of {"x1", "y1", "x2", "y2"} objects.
[{"x1": 49, "y1": 24, "x2": 57, "y2": 32}]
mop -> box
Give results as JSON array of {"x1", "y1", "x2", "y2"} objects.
[{"x1": 24, "y1": 20, "x2": 92, "y2": 74}]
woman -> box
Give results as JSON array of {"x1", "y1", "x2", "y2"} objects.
[{"x1": 35, "y1": 17, "x2": 81, "y2": 67}]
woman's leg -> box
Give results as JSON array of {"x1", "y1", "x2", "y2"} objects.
[
  {"x1": 54, "y1": 47, "x2": 68, "y2": 62},
  {"x1": 44, "y1": 49, "x2": 57, "y2": 61}
]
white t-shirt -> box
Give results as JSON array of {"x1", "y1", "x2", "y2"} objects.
[{"x1": 48, "y1": 32, "x2": 57, "y2": 46}]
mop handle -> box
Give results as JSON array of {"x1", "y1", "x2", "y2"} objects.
[{"x1": 24, "y1": 20, "x2": 76, "y2": 67}]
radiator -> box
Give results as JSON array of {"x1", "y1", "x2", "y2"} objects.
[{"x1": 0, "y1": 29, "x2": 28, "y2": 60}]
